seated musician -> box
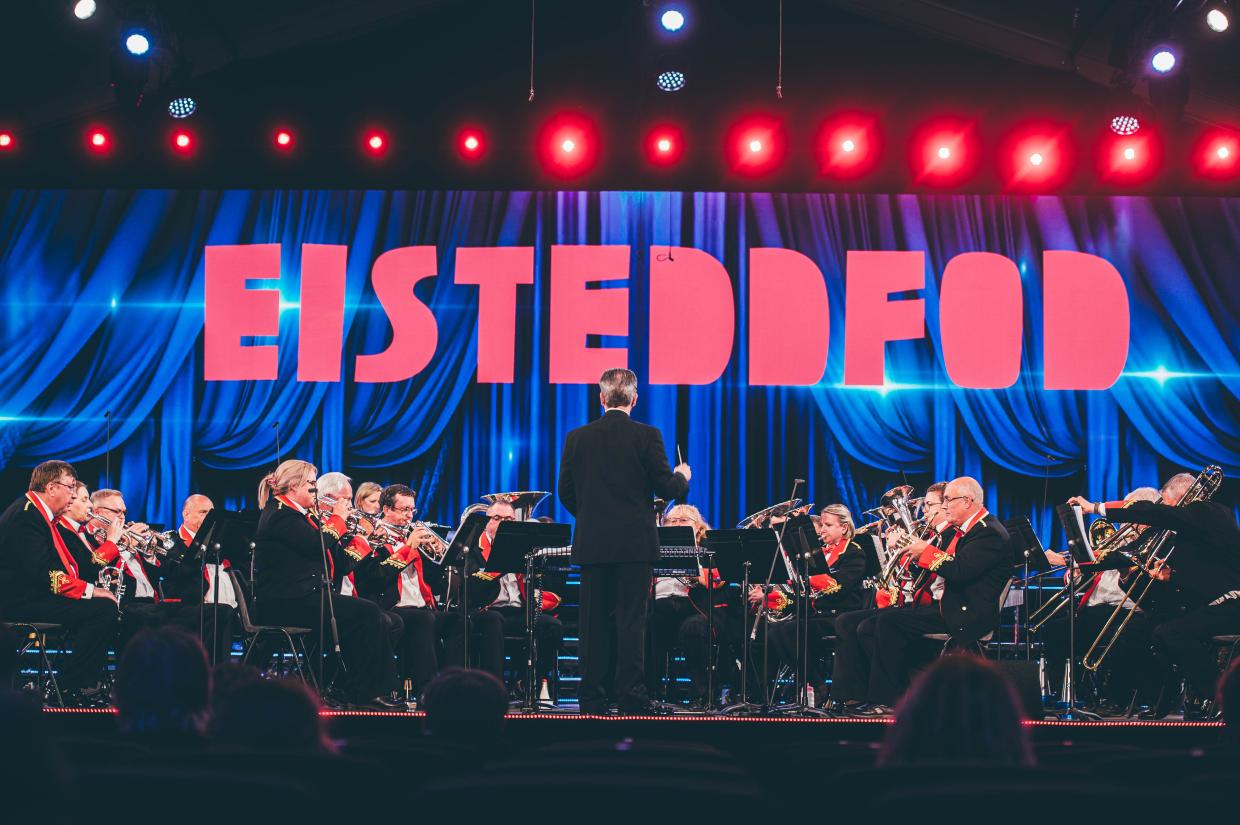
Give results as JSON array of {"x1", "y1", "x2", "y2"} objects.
[
  {"x1": 0, "y1": 461, "x2": 118, "y2": 705},
  {"x1": 354, "y1": 481, "x2": 382, "y2": 517},
  {"x1": 253, "y1": 460, "x2": 398, "y2": 709},
  {"x1": 1069, "y1": 470, "x2": 1240, "y2": 719},
  {"x1": 649, "y1": 504, "x2": 730, "y2": 709},
  {"x1": 751, "y1": 503, "x2": 866, "y2": 703},
  {"x1": 157, "y1": 493, "x2": 239, "y2": 663},
  {"x1": 861, "y1": 476, "x2": 1011, "y2": 716},
  {"x1": 829, "y1": 483, "x2": 948, "y2": 713},
  {"x1": 1040, "y1": 487, "x2": 1160, "y2": 713},
  {"x1": 352, "y1": 483, "x2": 466, "y2": 701},
  {"x1": 471, "y1": 500, "x2": 565, "y2": 698}
]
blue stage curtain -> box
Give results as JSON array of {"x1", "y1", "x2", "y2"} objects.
[{"x1": 1, "y1": 189, "x2": 1237, "y2": 545}]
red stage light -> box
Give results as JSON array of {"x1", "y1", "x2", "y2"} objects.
[
  {"x1": 911, "y1": 118, "x2": 979, "y2": 186},
  {"x1": 1194, "y1": 130, "x2": 1240, "y2": 179},
  {"x1": 87, "y1": 128, "x2": 110, "y2": 153},
  {"x1": 274, "y1": 129, "x2": 293, "y2": 149},
  {"x1": 0, "y1": 132, "x2": 12, "y2": 149},
  {"x1": 726, "y1": 115, "x2": 785, "y2": 176},
  {"x1": 457, "y1": 128, "x2": 486, "y2": 160},
  {"x1": 816, "y1": 113, "x2": 880, "y2": 178},
  {"x1": 364, "y1": 132, "x2": 387, "y2": 155},
  {"x1": 999, "y1": 124, "x2": 1073, "y2": 190},
  {"x1": 645, "y1": 125, "x2": 684, "y2": 167},
  {"x1": 1099, "y1": 132, "x2": 1160, "y2": 184},
  {"x1": 537, "y1": 114, "x2": 599, "y2": 178},
  {"x1": 172, "y1": 130, "x2": 193, "y2": 153}
]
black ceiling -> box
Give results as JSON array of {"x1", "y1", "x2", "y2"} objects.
[{"x1": 1, "y1": 0, "x2": 1237, "y2": 192}]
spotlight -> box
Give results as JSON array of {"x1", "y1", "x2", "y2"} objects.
[
  {"x1": 458, "y1": 128, "x2": 485, "y2": 160},
  {"x1": 1206, "y1": 4, "x2": 1230, "y2": 32},
  {"x1": 660, "y1": 8, "x2": 686, "y2": 32},
  {"x1": 1110, "y1": 115, "x2": 1141, "y2": 136},
  {"x1": 727, "y1": 115, "x2": 784, "y2": 176},
  {"x1": 912, "y1": 119, "x2": 978, "y2": 186},
  {"x1": 657, "y1": 138, "x2": 671, "y2": 152},
  {"x1": 841, "y1": 139, "x2": 856, "y2": 153},
  {"x1": 816, "y1": 113, "x2": 880, "y2": 178},
  {"x1": 537, "y1": 114, "x2": 599, "y2": 177},
  {"x1": 73, "y1": 0, "x2": 96, "y2": 20},
  {"x1": 1029, "y1": 152, "x2": 1044, "y2": 166},
  {"x1": 1150, "y1": 48, "x2": 1177, "y2": 74},
  {"x1": 172, "y1": 130, "x2": 193, "y2": 153},
  {"x1": 125, "y1": 32, "x2": 150, "y2": 56},
  {"x1": 167, "y1": 96, "x2": 196, "y2": 119},
  {"x1": 1194, "y1": 130, "x2": 1240, "y2": 179},
  {"x1": 645, "y1": 125, "x2": 684, "y2": 166},
  {"x1": 0, "y1": 132, "x2": 12, "y2": 149},
  {"x1": 1100, "y1": 132, "x2": 1159, "y2": 184},
  {"x1": 365, "y1": 132, "x2": 387, "y2": 154},
  {"x1": 274, "y1": 129, "x2": 293, "y2": 149},
  {"x1": 1001, "y1": 125, "x2": 1072, "y2": 190},
  {"x1": 87, "y1": 128, "x2": 110, "y2": 153},
  {"x1": 655, "y1": 70, "x2": 686, "y2": 92},
  {"x1": 1122, "y1": 146, "x2": 1136, "y2": 161}
]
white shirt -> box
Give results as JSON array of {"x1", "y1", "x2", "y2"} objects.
[
  {"x1": 1085, "y1": 569, "x2": 1133, "y2": 609},
  {"x1": 654, "y1": 576, "x2": 690, "y2": 600},
  {"x1": 492, "y1": 573, "x2": 523, "y2": 608},
  {"x1": 182, "y1": 526, "x2": 239, "y2": 608},
  {"x1": 396, "y1": 563, "x2": 426, "y2": 608}
]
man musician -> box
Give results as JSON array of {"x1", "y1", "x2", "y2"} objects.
[
  {"x1": 559, "y1": 368, "x2": 691, "y2": 715},
  {"x1": 1069, "y1": 470, "x2": 1240, "y2": 718},
  {"x1": 861, "y1": 476, "x2": 1010, "y2": 715},
  {"x1": 0, "y1": 461, "x2": 118, "y2": 704}
]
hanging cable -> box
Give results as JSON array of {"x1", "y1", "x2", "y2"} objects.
[
  {"x1": 528, "y1": 0, "x2": 537, "y2": 102},
  {"x1": 776, "y1": 0, "x2": 784, "y2": 99}
]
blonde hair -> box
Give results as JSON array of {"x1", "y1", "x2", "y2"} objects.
[
  {"x1": 354, "y1": 481, "x2": 382, "y2": 509},
  {"x1": 258, "y1": 460, "x2": 317, "y2": 509},
  {"x1": 819, "y1": 504, "x2": 856, "y2": 542},
  {"x1": 664, "y1": 503, "x2": 712, "y2": 545}
]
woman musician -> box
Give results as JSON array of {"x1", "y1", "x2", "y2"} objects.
[{"x1": 648, "y1": 504, "x2": 731, "y2": 708}]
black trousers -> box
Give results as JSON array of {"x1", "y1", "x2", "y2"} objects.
[
  {"x1": 6, "y1": 595, "x2": 119, "y2": 692},
  {"x1": 259, "y1": 592, "x2": 387, "y2": 702},
  {"x1": 648, "y1": 595, "x2": 723, "y2": 700},
  {"x1": 578, "y1": 562, "x2": 652, "y2": 711},
  {"x1": 1151, "y1": 598, "x2": 1240, "y2": 698},
  {"x1": 830, "y1": 607, "x2": 883, "y2": 702},
  {"x1": 389, "y1": 607, "x2": 464, "y2": 695},
  {"x1": 473, "y1": 605, "x2": 564, "y2": 682},
  {"x1": 766, "y1": 611, "x2": 840, "y2": 687},
  {"x1": 868, "y1": 604, "x2": 951, "y2": 706},
  {"x1": 1041, "y1": 604, "x2": 1154, "y2": 703}
]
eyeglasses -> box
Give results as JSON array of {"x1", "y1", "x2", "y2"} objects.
[
  {"x1": 489, "y1": 514, "x2": 516, "y2": 522},
  {"x1": 49, "y1": 479, "x2": 77, "y2": 492},
  {"x1": 390, "y1": 505, "x2": 415, "y2": 515},
  {"x1": 943, "y1": 495, "x2": 972, "y2": 505}
]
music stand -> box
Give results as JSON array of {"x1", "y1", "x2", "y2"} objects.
[
  {"x1": 1004, "y1": 516, "x2": 1051, "y2": 660},
  {"x1": 650, "y1": 526, "x2": 704, "y2": 711},
  {"x1": 1051, "y1": 503, "x2": 1101, "y2": 721},
  {"x1": 486, "y1": 521, "x2": 573, "y2": 712},
  {"x1": 189, "y1": 509, "x2": 256, "y2": 666},
  {"x1": 708, "y1": 528, "x2": 782, "y2": 715},
  {"x1": 441, "y1": 511, "x2": 492, "y2": 668},
  {"x1": 781, "y1": 514, "x2": 829, "y2": 716}
]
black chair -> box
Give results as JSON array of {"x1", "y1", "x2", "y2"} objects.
[
  {"x1": 922, "y1": 577, "x2": 1015, "y2": 656},
  {"x1": 227, "y1": 569, "x2": 316, "y2": 689},
  {"x1": 5, "y1": 621, "x2": 65, "y2": 705}
]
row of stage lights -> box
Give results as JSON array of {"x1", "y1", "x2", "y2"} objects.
[{"x1": 2, "y1": 115, "x2": 1238, "y2": 186}]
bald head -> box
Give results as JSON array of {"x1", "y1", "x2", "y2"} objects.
[
  {"x1": 182, "y1": 494, "x2": 214, "y2": 533},
  {"x1": 943, "y1": 476, "x2": 984, "y2": 527}
]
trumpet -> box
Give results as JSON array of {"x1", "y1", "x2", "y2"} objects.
[
  {"x1": 87, "y1": 512, "x2": 178, "y2": 565},
  {"x1": 370, "y1": 519, "x2": 451, "y2": 564},
  {"x1": 1081, "y1": 465, "x2": 1224, "y2": 672}
]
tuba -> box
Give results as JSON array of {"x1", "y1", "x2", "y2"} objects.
[{"x1": 1081, "y1": 466, "x2": 1223, "y2": 672}]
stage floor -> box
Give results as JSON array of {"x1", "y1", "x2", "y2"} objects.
[{"x1": 44, "y1": 707, "x2": 1226, "y2": 750}]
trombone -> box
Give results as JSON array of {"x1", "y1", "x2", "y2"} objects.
[
  {"x1": 1027, "y1": 517, "x2": 1138, "y2": 633},
  {"x1": 1081, "y1": 465, "x2": 1223, "y2": 672}
]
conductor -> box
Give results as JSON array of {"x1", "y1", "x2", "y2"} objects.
[{"x1": 559, "y1": 368, "x2": 691, "y2": 714}]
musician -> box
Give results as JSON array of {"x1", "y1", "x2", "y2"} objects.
[
  {"x1": 827, "y1": 483, "x2": 949, "y2": 712},
  {"x1": 0, "y1": 461, "x2": 118, "y2": 703},
  {"x1": 354, "y1": 481, "x2": 382, "y2": 516},
  {"x1": 472, "y1": 500, "x2": 565, "y2": 697},
  {"x1": 753, "y1": 504, "x2": 866, "y2": 701},
  {"x1": 559, "y1": 367, "x2": 691, "y2": 714},
  {"x1": 353, "y1": 483, "x2": 466, "y2": 700},
  {"x1": 862, "y1": 476, "x2": 1011, "y2": 715},
  {"x1": 160, "y1": 493, "x2": 238, "y2": 663},
  {"x1": 1069, "y1": 471, "x2": 1240, "y2": 718},
  {"x1": 649, "y1": 504, "x2": 730, "y2": 708},
  {"x1": 253, "y1": 460, "x2": 397, "y2": 708},
  {"x1": 1040, "y1": 487, "x2": 1160, "y2": 712}
]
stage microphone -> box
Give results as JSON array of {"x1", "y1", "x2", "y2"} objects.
[
  {"x1": 272, "y1": 420, "x2": 282, "y2": 466},
  {"x1": 794, "y1": 478, "x2": 805, "y2": 486}
]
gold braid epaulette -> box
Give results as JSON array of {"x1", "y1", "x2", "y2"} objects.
[
  {"x1": 925, "y1": 552, "x2": 954, "y2": 572},
  {"x1": 472, "y1": 570, "x2": 501, "y2": 582},
  {"x1": 816, "y1": 580, "x2": 842, "y2": 596},
  {"x1": 381, "y1": 552, "x2": 412, "y2": 569},
  {"x1": 770, "y1": 588, "x2": 791, "y2": 612},
  {"x1": 322, "y1": 522, "x2": 342, "y2": 540},
  {"x1": 90, "y1": 547, "x2": 109, "y2": 566},
  {"x1": 344, "y1": 543, "x2": 366, "y2": 561},
  {"x1": 49, "y1": 570, "x2": 68, "y2": 594}
]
